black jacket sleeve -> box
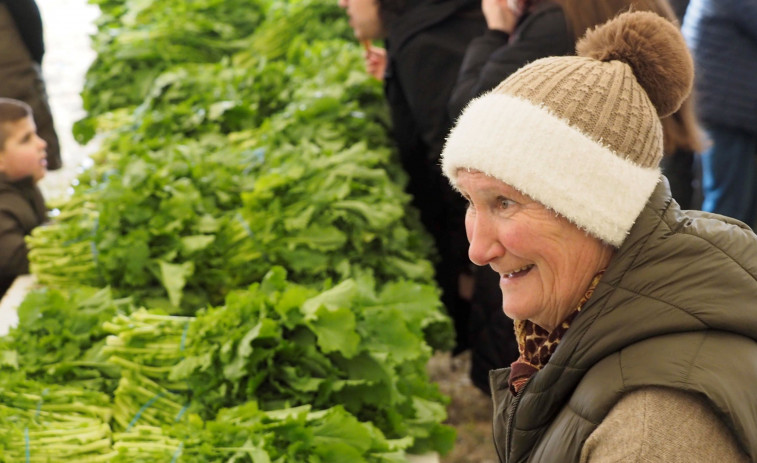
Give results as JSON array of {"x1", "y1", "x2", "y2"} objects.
[
  {"x1": 448, "y1": 3, "x2": 573, "y2": 118},
  {"x1": 392, "y1": 34, "x2": 466, "y2": 160},
  {"x1": 0, "y1": 0, "x2": 45, "y2": 64},
  {"x1": 448, "y1": 29, "x2": 510, "y2": 117}
]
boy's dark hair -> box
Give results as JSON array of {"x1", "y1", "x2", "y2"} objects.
[{"x1": 0, "y1": 98, "x2": 33, "y2": 150}]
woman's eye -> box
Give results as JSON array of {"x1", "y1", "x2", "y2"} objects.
[{"x1": 498, "y1": 197, "x2": 514, "y2": 210}]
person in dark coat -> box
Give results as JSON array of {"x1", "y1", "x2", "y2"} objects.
[
  {"x1": 447, "y1": 0, "x2": 574, "y2": 119},
  {"x1": 571, "y1": 0, "x2": 704, "y2": 210},
  {"x1": 668, "y1": 0, "x2": 689, "y2": 21},
  {"x1": 683, "y1": 0, "x2": 757, "y2": 226},
  {"x1": 0, "y1": 0, "x2": 62, "y2": 171},
  {"x1": 0, "y1": 98, "x2": 48, "y2": 298},
  {"x1": 339, "y1": 0, "x2": 521, "y2": 393}
]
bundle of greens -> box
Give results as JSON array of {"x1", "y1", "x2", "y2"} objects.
[
  {"x1": 0, "y1": 379, "x2": 116, "y2": 462},
  {"x1": 27, "y1": 193, "x2": 101, "y2": 288},
  {"x1": 236, "y1": 142, "x2": 434, "y2": 286},
  {"x1": 28, "y1": 136, "x2": 263, "y2": 311},
  {"x1": 102, "y1": 310, "x2": 194, "y2": 388},
  {"x1": 111, "y1": 371, "x2": 189, "y2": 432},
  {"x1": 0, "y1": 287, "x2": 132, "y2": 393},
  {"x1": 170, "y1": 267, "x2": 454, "y2": 454},
  {"x1": 81, "y1": 0, "x2": 267, "y2": 118},
  {"x1": 102, "y1": 310, "x2": 193, "y2": 430},
  {"x1": 111, "y1": 403, "x2": 412, "y2": 462}
]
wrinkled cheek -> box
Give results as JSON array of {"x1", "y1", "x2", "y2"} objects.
[{"x1": 498, "y1": 225, "x2": 529, "y2": 250}]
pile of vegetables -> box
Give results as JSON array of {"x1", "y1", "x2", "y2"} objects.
[
  {"x1": 2, "y1": 0, "x2": 460, "y2": 460},
  {"x1": 0, "y1": 380, "x2": 115, "y2": 461}
]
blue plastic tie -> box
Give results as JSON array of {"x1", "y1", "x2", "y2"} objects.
[
  {"x1": 175, "y1": 403, "x2": 190, "y2": 422},
  {"x1": 234, "y1": 213, "x2": 254, "y2": 238},
  {"x1": 90, "y1": 240, "x2": 99, "y2": 261},
  {"x1": 180, "y1": 322, "x2": 190, "y2": 352},
  {"x1": 126, "y1": 391, "x2": 163, "y2": 431},
  {"x1": 90, "y1": 215, "x2": 100, "y2": 265},
  {"x1": 170, "y1": 442, "x2": 184, "y2": 463},
  {"x1": 34, "y1": 389, "x2": 47, "y2": 420},
  {"x1": 24, "y1": 427, "x2": 30, "y2": 463}
]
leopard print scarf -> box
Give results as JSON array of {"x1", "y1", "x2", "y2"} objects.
[{"x1": 508, "y1": 270, "x2": 605, "y2": 395}]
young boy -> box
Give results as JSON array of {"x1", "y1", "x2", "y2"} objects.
[{"x1": 0, "y1": 98, "x2": 48, "y2": 298}]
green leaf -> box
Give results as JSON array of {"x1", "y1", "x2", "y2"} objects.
[
  {"x1": 311, "y1": 407, "x2": 373, "y2": 459},
  {"x1": 0, "y1": 350, "x2": 19, "y2": 369},
  {"x1": 157, "y1": 260, "x2": 195, "y2": 307},
  {"x1": 361, "y1": 307, "x2": 424, "y2": 363},
  {"x1": 305, "y1": 304, "x2": 360, "y2": 358},
  {"x1": 180, "y1": 235, "x2": 215, "y2": 253},
  {"x1": 301, "y1": 280, "x2": 358, "y2": 315}
]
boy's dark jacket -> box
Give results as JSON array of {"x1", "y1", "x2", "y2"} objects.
[{"x1": 0, "y1": 173, "x2": 46, "y2": 297}]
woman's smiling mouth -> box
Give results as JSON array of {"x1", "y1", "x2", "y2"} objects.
[{"x1": 502, "y1": 264, "x2": 534, "y2": 279}]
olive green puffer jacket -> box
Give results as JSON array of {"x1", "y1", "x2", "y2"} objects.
[{"x1": 490, "y1": 178, "x2": 757, "y2": 462}]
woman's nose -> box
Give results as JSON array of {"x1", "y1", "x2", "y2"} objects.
[
  {"x1": 338, "y1": 0, "x2": 348, "y2": 9},
  {"x1": 466, "y1": 211, "x2": 503, "y2": 266}
]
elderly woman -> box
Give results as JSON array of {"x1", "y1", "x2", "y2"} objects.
[{"x1": 441, "y1": 11, "x2": 757, "y2": 462}]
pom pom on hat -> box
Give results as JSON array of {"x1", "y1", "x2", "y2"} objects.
[
  {"x1": 576, "y1": 10, "x2": 693, "y2": 118},
  {"x1": 441, "y1": 11, "x2": 695, "y2": 247}
]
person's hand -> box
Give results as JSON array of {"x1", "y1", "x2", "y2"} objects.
[
  {"x1": 364, "y1": 45, "x2": 387, "y2": 81},
  {"x1": 482, "y1": 0, "x2": 517, "y2": 33}
]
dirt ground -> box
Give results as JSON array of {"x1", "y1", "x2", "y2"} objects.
[{"x1": 427, "y1": 351, "x2": 500, "y2": 463}]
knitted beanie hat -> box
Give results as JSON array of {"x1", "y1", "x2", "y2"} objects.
[{"x1": 441, "y1": 11, "x2": 693, "y2": 246}]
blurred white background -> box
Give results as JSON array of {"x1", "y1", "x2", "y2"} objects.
[{"x1": 37, "y1": 0, "x2": 99, "y2": 200}]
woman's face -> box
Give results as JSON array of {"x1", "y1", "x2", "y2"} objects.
[
  {"x1": 338, "y1": 0, "x2": 383, "y2": 41},
  {"x1": 457, "y1": 170, "x2": 615, "y2": 332}
]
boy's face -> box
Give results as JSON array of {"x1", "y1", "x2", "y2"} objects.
[
  {"x1": 0, "y1": 116, "x2": 47, "y2": 183},
  {"x1": 338, "y1": 0, "x2": 383, "y2": 41}
]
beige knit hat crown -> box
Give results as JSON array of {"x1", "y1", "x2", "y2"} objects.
[{"x1": 441, "y1": 11, "x2": 694, "y2": 246}]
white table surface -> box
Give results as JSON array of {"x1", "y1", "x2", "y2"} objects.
[{"x1": 0, "y1": 274, "x2": 37, "y2": 336}]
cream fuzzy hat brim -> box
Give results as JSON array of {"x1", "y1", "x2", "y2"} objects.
[{"x1": 441, "y1": 93, "x2": 661, "y2": 247}]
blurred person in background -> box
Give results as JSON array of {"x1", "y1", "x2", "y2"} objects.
[
  {"x1": 442, "y1": 11, "x2": 756, "y2": 461},
  {"x1": 0, "y1": 0, "x2": 61, "y2": 171},
  {"x1": 668, "y1": 0, "x2": 689, "y2": 20},
  {"x1": 563, "y1": 0, "x2": 704, "y2": 210},
  {"x1": 338, "y1": 0, "x2": 522, "y2": 395},
  {"x1": 447, "y1": 0, "x2": 574, "y2": 119},
  {"x1": 0, "y1": 98, "x2": 48, "y2": 298},
  {"x1": 683, "y1": 0, "x2": 757, "y2": 227}
]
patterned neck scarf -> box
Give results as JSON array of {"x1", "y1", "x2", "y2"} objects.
[{"x1": 508, "y1": 270, "x2": 605, "y2": 395}]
